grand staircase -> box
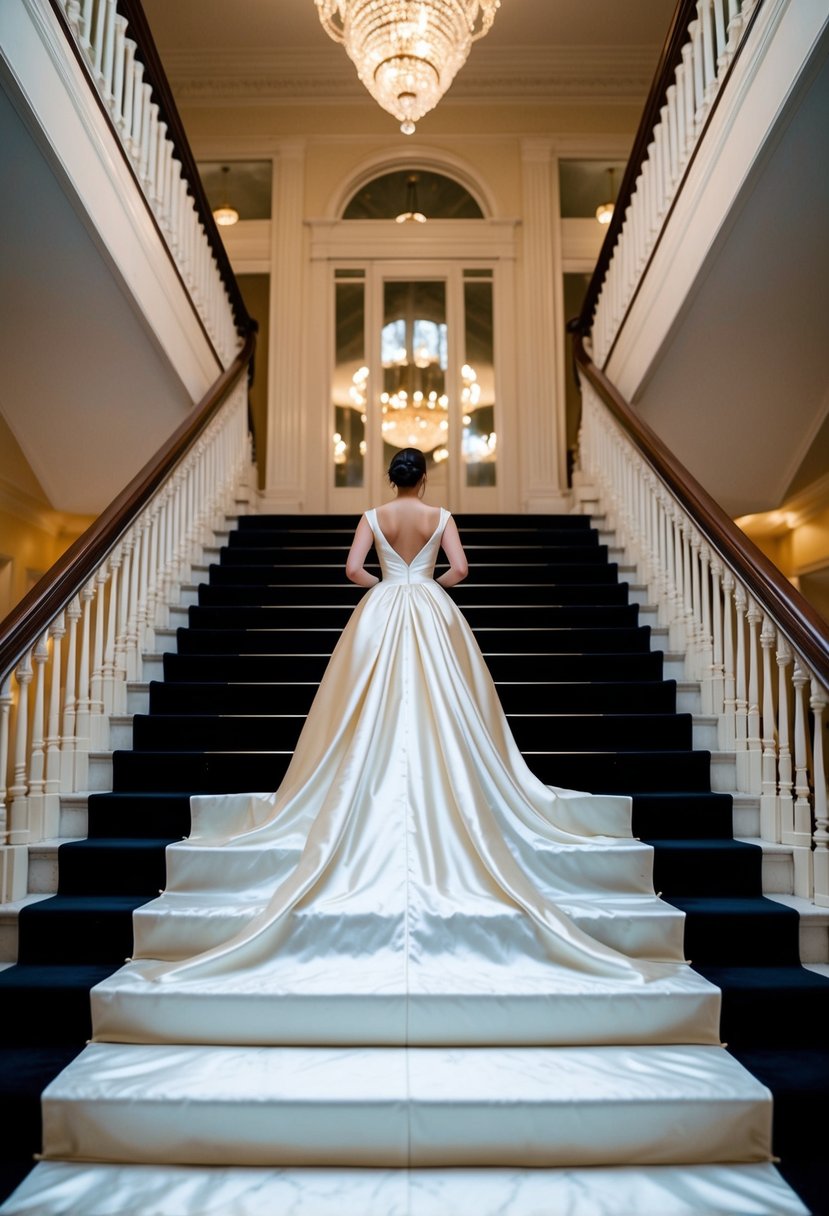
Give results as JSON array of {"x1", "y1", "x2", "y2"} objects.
[{"x1": 0, "y1": 513, "x2": 825, "y2": 1214}]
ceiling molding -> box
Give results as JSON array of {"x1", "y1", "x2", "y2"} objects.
[{"x1": 162, "y1": 45, "x2": 657, "y2": 106}]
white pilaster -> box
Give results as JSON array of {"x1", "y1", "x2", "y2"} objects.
[
  {"x1": 264, "y1": 141, "x2": 306, "y2": 511},
  {"x1": 518, "y1": 139, "x2": 569, "y2": 512}
]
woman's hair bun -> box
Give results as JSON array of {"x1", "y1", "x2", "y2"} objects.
[{"x1": 388, "y1": 447, "x2": 427, "y2": 488}]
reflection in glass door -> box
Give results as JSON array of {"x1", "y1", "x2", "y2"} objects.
[
  {"x1": 329, "y1": 265, "x2": 498, "y2": 510},
  {"x1": 380, "y1": 280, "x2": 449, "y2": 500}
]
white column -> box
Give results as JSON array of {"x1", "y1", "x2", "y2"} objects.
[
  {"x1": 265, "y1": 141, "x2": 307, "y2": 512},
  {"x1": 518, "y1": 139, "x2": 568, "y2": 513}
]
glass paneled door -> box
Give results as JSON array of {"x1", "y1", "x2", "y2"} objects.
[{"x1": 329, "y1": 263, "x2": 498, "y2": 512}]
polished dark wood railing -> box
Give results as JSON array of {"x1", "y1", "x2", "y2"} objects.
[
  {"x1": 0, "y1": 331, "x2": 254, "y2": 681},
  {"x1": 574, "y1": 332, "x2": 829, "y2": 686}
]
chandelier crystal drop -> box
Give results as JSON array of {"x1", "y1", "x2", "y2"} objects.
[{"x1": 315, "y1": 0, "x2": 501, "y2": 134}]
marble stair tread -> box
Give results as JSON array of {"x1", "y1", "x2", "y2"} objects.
[
  {"x1": 41, "y1": 1042, "x2": 771, "y2": 1168},
  {"x1": 132, "y1": 888, "x2": 687, "y2": 961},
  {"x1": 1, "y1": 1161, "x2": 807, "y2": 1216},
  {"x1": 91, "y1": 954, "x2": 720, "y2": 1046}
]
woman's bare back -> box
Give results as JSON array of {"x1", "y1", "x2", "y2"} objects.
[{"x1": 375, "y1": 500, "x2": 442, "y2": 565}]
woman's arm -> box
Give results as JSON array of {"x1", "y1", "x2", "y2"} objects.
[
  {"x1": 345, "y1": 515, "x2": 380, "y2": 587},
  {"x1": 436, "y1": 517, "x2": 469, "y2": 587}
]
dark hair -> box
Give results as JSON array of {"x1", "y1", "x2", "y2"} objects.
[{"x1": 388, "y1": 448, "x2": 427, "y2": 488}]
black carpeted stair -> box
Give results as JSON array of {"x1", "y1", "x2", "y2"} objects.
[{"x1": 0, "y1": 511, "x2": 826, "y2": 1212}]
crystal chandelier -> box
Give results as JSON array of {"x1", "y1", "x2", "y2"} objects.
[{"x1": 315, "y1": 0, "x2": 501, "y2": 134}]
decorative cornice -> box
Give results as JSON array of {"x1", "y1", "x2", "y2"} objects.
[{"x1": 161, "y1": 46, "x2": 657, "y2": 106}]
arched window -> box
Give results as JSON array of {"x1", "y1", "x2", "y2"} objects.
[{"x1": 342, "y1": 170, "x2": 484, "y2": 220}]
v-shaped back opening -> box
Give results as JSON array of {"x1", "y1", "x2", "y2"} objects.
[{"x1": 372, "y1": 507, "x2": 444, "y2": 568}]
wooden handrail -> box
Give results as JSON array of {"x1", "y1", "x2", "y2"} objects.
[
  {"x1": 0, "y1": 330, "x2": 255, "y2": 682},
  {"x1": 115, "y1": 0, "x2": 254, "y2": 338},
  {"x1": 573, "y1": 0, "x2": 698, "y2": 335},
  {"x1": 573, "y1": 332, "x2": 829, "y2": 686}
]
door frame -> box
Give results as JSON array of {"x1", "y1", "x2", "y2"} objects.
[{"x1": 307, "y1": 218, "x2": 519, "y2": 515}]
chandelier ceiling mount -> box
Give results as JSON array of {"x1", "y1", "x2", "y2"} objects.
[{"x1": 315, "y1": 0, "x2": 501, "y2": 134}]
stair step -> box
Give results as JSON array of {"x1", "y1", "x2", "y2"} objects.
[
  {"x1": 40, "y1": 1043, "x2": 771, "y2": 1168},
  {"x1": 667, "y1": 896, "x2": 801, "y2": 965},
  {"x1": 1, "y1": 1160, "x2": 807, "y2": 1215},
  {"x1": 631, "y1": 793, "x2": 734, "y2": 839},
  {"x1": 208, "y1": 561, "x2": 623, "y2": 586},
  {"x1": 0, "y1": 964, "x2": 116, "y2": 1044},
  {"x1": 650, "y1": 839, "x2": 763, "y2": 896},
  {"x1": 87, "y1": 792, "x2": 193, "y2": 839},
  {"x1": 229, "y1": 527, "x2": 601, "y2": 549},
  {"x1": 696, "y1": 966, "x2": 829, "y2": 1048},
  {"x1": 109, "y1": 748, "x2": 711, "y2": 794},
  {"x1": 175, "y1": 625, "x2": 654, "y2": 656},
  {"x1": 56, "y1": 838, "x2": 173, "y2": 895},
  {"x1": 148, "y1": 678, "x2": 678, "y2": 716},
  {"x1": 197, "y1": 580, "x2": 634, "y2": 607},
  {"x1": 131, "y1": 887, "x2": 687, "y2": 962},
  {"x1": 219, "y1": 545, "x2": 609, "y2": 566},
  {"x1": 17, "y1": 895, "x2": 148, "y2": 964},
  {"x1": 130, "y1": 712, "x2": 692, "y2": 753},
  {"x1": 187, "y1": 603, "x2": 641, "y2": 630},
  {"x1": 162, "y1": 649, "x2": 666, "y2": 684}
]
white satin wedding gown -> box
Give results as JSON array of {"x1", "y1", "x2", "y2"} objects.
[{"x1": 91, "y1": 506, "x2": 721, "y2": 1047}]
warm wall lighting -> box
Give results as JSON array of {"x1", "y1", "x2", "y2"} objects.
[
  {"x1": 212, "y1": 166, "x2": 239, "y2": 227},
  {"x1": 315, "y1": 0, "x2": 501, "y2": 134},
  {"x1": 596, "y1": 167, "x2": 616, "y2": 226}
]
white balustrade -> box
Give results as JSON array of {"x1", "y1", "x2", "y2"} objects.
[
  {"x1": 579, "y1": 381, "x2": 829, "y2": 905},
  {"x1": 591, "y1": 0, "x2": 756, "y2": 366},
  {"x1": 0, "y1": 381, "x2": 252, "y2": 902},
  {"x1": 55, "y1": 0, "x2": 240, "y2": 367}
]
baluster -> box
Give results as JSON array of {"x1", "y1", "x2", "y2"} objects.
[
  {"x1": 697, "y1": 542, "x2": 713, "y2": 706},
  {"x1": 733, "y1": 584, "x2": 748, "y2": 788},
  {"x1": 61, "y1": 597, "x2": 81, "y2": 793},
  {"x1": 745, "y1": 599, "x2": 762, "y2": 794},
  {"x1": 691, "y1": 17, "x2": 705, "y2": 124},
  {"x1": 791, "y1": 660, "x2": 813, "y2": 897},
  {"x1": 111, "y1": 15, "x2": 127, "y2": 124},
  {"x1": 0, "y1": 675, "x2": 12, "y2": 844},
  {"x1": 8, "y1": 651, "x2": 33, "y2": 846},
  {"x1": 0, "y1": 672, "x2": 27, "y2": 901},
  {"x1": 26, "y1": 634, "x2": 50, "y2": 842},
  {"x1": 154, "y1": 121, "x2": 168, "y2": 209},
  {"x1": 811, "y1": 679, "x2": 829, "y2": 905},
  {"x1": 140, "y1": 93, "x2": 156, "y2": 187},
  {"x1": 681, "y1": 43, "x2": 696, "y2": 149},
  {"x1": 44, "y1": 615, "x2": 65, "y2": 838},
  {"x1": 726, "y1": 0, "x2": 744, "y2": 53},
  {"x1": 759, "y1": 616, "x2": 779, "y2": 841},
  {"x1": 713, "y1": 0, "x2": 729, "y2": 69},
  {"x1": 121, "y1": 36, "x2": 136, "y2": 143},
  {"x1": 79, "y1": 0, "x2": 95, "y2": 52},
  {"x1": 777, "y1": 637, "x2": 794, "y2": 845},
  {"x1": 65, "y1": 1, "x2": 82, "y2": 38},
  {"x1": 708, "y1": 556, "x2": 724, "y2": 717},
  {"x1": 666, "y1": 84, "x2": 679, "y2": 185},
  {"x1": 699, "y1": 0, "x2": 718, "y2": 107},
  {"x1": 125, "y1": 522, "x2": 143, "y2": 681},
  {"x1": 73, "y1": 582, "x2": 96, "y2": 792},
  {"x1": 102, "y1": 549, "x2": 121, "y2": 717},
  {"x1": 674, "y1": 65, "x2": 687, "y2": 172},
  {"x1": 130, "y1": 60, "x2": 145, "y2": 162},
  {"x1": 100, "y1": 0, "x2": 117, "y2": 103},
  {"x1": 91, "y1": 0, "x2": 107, "y2": 74},
  {"x1": 90, "y1": 564, "x2": 108, "y2": 749}
]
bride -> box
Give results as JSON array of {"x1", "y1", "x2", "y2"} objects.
[{"x1": 91, "y1": 447, "x2": 721, "y2": 1047}]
